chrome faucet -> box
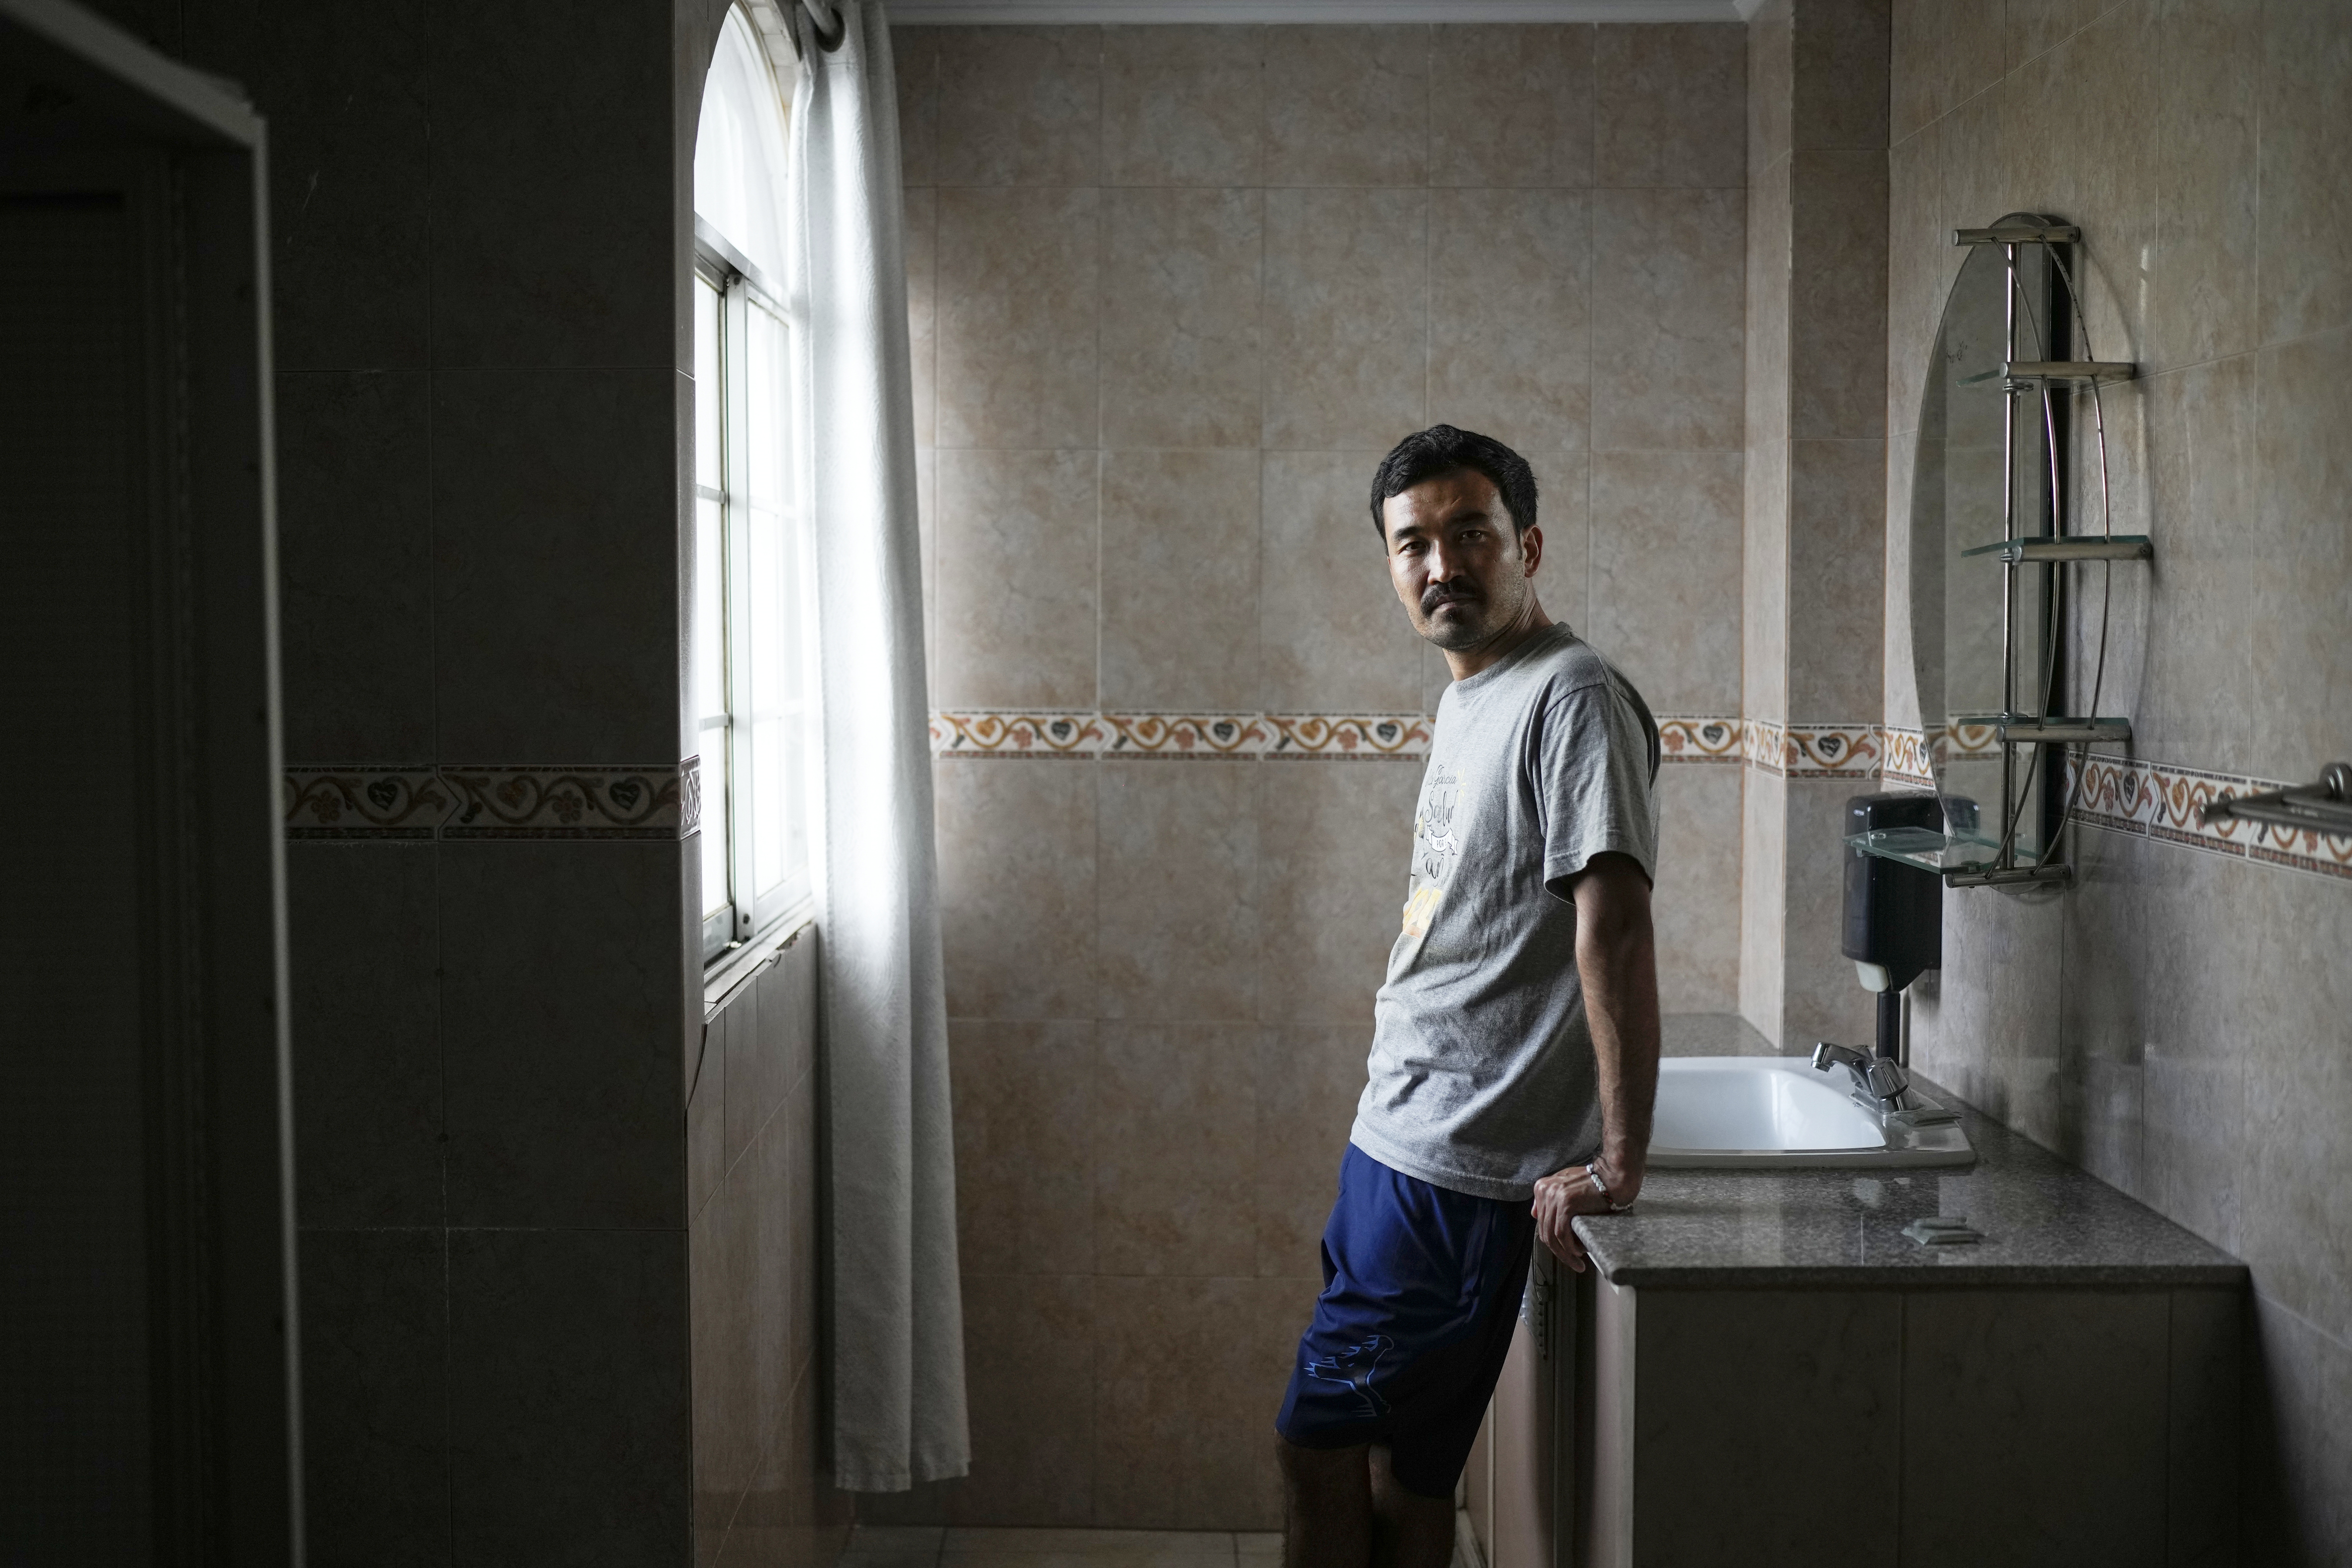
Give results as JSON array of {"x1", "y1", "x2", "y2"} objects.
[{"x1": 1812, "y1": 1042, "x2": 1912, "y2": 1108}]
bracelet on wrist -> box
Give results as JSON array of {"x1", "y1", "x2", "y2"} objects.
[{"x1": 1585, "y1": 1160, "x2": 1634, "y2": 1213}]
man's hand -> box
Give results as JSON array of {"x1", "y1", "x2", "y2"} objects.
[
  {"x1": 1530, "y1": 1160, "x2": 1634, "y2": 1273},
  {"x1": 1533, "y1": 850, "x2": 1660, "y2": 1271}
]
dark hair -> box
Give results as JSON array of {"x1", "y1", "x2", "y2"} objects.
[{"x1": 1367, "y1": 425, "x2": 1539, "y2": 542}]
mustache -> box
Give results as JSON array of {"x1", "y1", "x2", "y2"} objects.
[{"x1": 1421, "y1": 579, "x2": 1480, "y2": 614}]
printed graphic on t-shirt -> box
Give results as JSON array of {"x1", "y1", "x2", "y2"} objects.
[{"x1": 1401, "y1": 761, "x2": 1460, "y2": 938}]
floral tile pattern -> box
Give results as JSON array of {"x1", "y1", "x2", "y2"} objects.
[
  {"x1": 440, "y1": 763, "x2": 693, "y2": 839},
  {"x1": 1869, "y1": 724, "x2": 1998, "y2": 789},
  {"x1": 2071, "y1": 755, "x2": 2352, "y2": 881},
  {"x1": 1881, "y1": 727, "x2": 1936, "y2": 788},
  {"x1": 282, "y1": 761, "x2": 697, "y2": 840},
  {"x1": 930, "y1": 711, "x2": 1886, "y2": 775},
  {"x1": 929, "y1": 711, "x2": 1107, "y2": 755},
  {"x1": 927, "y1": 711, "x2": 1430, "y2": 759},
  {"x1": 1264, "y1": 714, "x2": 1431, "y2": 757},
  {"x1": 1947, "y1": 721, "x2": 2001, "y2": 757},
  {"x1": 1107, "y1": 713, "x2": 1271, "y2": 755},
  {"x1": 1741, "y1": 721, "x2": 1883, "y2": 778},
  {"x1": 1657, "y1": 715, "x2": 1742, "y2": 762},
  {"x1": 921, "y1": 713, "x2": 2345, "y2": 884},
  {"x1": 284, "y1": 767, "x2": 451, "y2": 839}
]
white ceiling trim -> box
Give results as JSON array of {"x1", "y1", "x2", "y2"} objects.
[{"x1": 887, "y1": 1, "x2": 1757, "y2": 23}]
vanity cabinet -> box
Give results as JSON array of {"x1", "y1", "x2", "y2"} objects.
[
  {"x1": 1576, "y1": 1275, "x2": 2240, "y2": 1567},
  {"x1": 1466, "y1": 1095, "x2": 2248, "y2": 1568},
  {"x1": 1472, "y1": 1270, "x2": 2240, "y2": 1568}
]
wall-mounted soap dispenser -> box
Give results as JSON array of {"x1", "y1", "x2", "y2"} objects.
[{"x1": 1843, "y1": 793, "x2": 1943, "y2": 1060}]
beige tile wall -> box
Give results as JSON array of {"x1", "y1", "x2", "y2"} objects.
[
  {"x1": 693, "y1": 934, "x2": 853, "y2": 1563},
  {"x1": 1742, "y1": 0, "x2": 1893, "y2": 1052},
  {"x1": 890, "y1": 21, "x2": 1748, "y2": 1527},
  {"x1": 1885, "y1": 0, "x2": 2352, "y2": 1553}
]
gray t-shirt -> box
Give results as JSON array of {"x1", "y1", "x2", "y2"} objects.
[{"x1": 1348, "y1": 622, "x2": 1661, "y2": 1202}]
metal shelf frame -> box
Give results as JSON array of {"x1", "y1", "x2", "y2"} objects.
[
  {"x1": 2198, "y1": 763, "x2": 2352, "y2": 836},
  {"x1": 1961, "y1": 534, "x2": 2153, "y2": 564}
]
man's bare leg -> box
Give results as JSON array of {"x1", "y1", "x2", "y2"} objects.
[
  {"x1": 1367, "y1": 1445, "x2": 1455, "y2": 1568},
  {"x1": 1278, "y1": 1439, "x2": 1371, "y2": 1568},
  {"x1": 1279, "y1": 1439, "x2": 1454, "y2": 1568}
]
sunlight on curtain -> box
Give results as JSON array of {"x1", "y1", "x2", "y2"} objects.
[{"x1": 785, "y1": 0, "x2": 968, "y2": 1492}]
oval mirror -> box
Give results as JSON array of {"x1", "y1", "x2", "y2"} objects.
[{"x1": 1906, "y1": 212, "x2": 2125, "y2": 877}]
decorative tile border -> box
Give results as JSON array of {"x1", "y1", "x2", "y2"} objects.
[
  {"x1": 440, "y1": 763, "x2": 693, "y2": 839},
  {"x1": 1947, "y1": 721, "x2": 2002, "y2": 758},
  {"x1": 1265, "y1": 714, "x2": 1432, "y2": 757},
  {"x1": 1741, "y1": 721, "x2": 1884, "y2": 778},
  {"x1": 2070, "y1": 755, "x2": 2352, "y2": 881},
  {"x1": 1657, "y1": 715, "x2": 1742, "y2": 763},
  {"x1": 1105, "y1": 713, "x2": 1270, "y2": 755},
  {"x1": 913, "y1": 711, "x2": 2352, "y2": 885},
  {"x1": 927, "y1": 712, "x2": 1898, "y2": 775},
  {"x1": 927, "y1": 712, "x2": 1432, "y2": 759},
  {"x1": 284, "y1": 761, "x2": 698, "y2": 841},
  {"x1": 1874, "y1": 724, "x2": 2003, "y2": 790},
  {"x1": 1881, "y1": 727, "x2": 1936, "y2": 788},
  {"x1": 927, "y1": 711, "x2": 1106, "y2": 755},
  {"x1": 283, "y1": 767, "x2": 450, "y2": 839}
]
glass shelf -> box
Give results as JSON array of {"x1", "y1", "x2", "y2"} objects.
[
  {"x1": 1955, "y1": 222, "x2": 2080, "y2": 245},
  {"x1": 1850, "y1": 826, "x2": 1966, "y2": 872},
  {"x1": 1961, "y1": 534, "x2": 2153, "y2": 563},
  {"x1": 2003, "y1": 360, "x2": 2136, "y2": 388},
  {"x1": 1849, "y1": 825, "x2": 2051, "y2": 875}
]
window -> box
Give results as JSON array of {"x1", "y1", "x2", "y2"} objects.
[{"x1": 695, "y1": 7, "x2": 813, "y2": 962}]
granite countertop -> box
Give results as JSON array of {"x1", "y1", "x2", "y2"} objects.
[{"x1": 1572, "y1": 1073, "x2": 2249, "y2": 1288}]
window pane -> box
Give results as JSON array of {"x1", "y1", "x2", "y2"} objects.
[
  {"x1": 693, "y1": 8, "x2": 790, "y2": 282},
  {"x1": 747, "y1": 502, "x2": 793, "y2": 898},
  {"x1": 692, "y1": 278, "x2": 729, "y2": 926},
  {"x1": 695, "y1": 492, "x2": 730, "y2": 924},
  {"x1": 694, "y1": 495, "x2": 726, "y2": 724},
  {"x1": 695, "y1": 278, "x2": 721, "y2": 491},
  {"x1": 740, "y1": 290, "x2": 806, "y2": 906},
  {"x1": 694, "y1": 272, "x2": 732, "y2": 930},
  {"x1": 781, "y1": 710, "x2": 808, "y2": 898},
  {"x1": 768, "y1": 710, "x2": 808, "y2": 902},
  {"x1": 700, "y1": 724, "x2": 731, "y2": 922},
  {"x1": 752, "y1": 711, "x2": 788, "y2": 897},
  {"x1": 745, "y1": 298, "x2": 788, "y2": 511}
]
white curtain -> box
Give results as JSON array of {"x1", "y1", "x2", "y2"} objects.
[{"x1": 785, "y1": 0, "x2": 969, "y2": 1492}]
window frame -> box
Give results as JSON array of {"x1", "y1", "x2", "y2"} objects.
[{"x1": 694, "y1": 222, "x2": 816, "y2": 968}]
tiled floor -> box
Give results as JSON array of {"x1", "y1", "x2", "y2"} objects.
[{"x1": 842, "y1": 1527, "x2": 1282, "y2": 1568}]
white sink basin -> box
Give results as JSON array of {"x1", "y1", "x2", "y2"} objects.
[{"x1": 1648, "y1": 1056, "x2": 1975, "y2": 1169}]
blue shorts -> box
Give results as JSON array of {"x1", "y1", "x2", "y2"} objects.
[{"x1": 1274, "y1": 1144, "x2": 1537, "y2": 1497}]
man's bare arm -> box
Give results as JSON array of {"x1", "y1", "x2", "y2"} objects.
[
  {"x1": 1577, "y1": 850, "x2": 1661, "y2": 1197},
  {"x1": 1530, "y1": 850, "x2": 1661, "y2": 1270}
]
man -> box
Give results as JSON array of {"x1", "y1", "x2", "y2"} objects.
[{"x1": 1273, "y1": 426, "x2": 1663, "y2": 1568}]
